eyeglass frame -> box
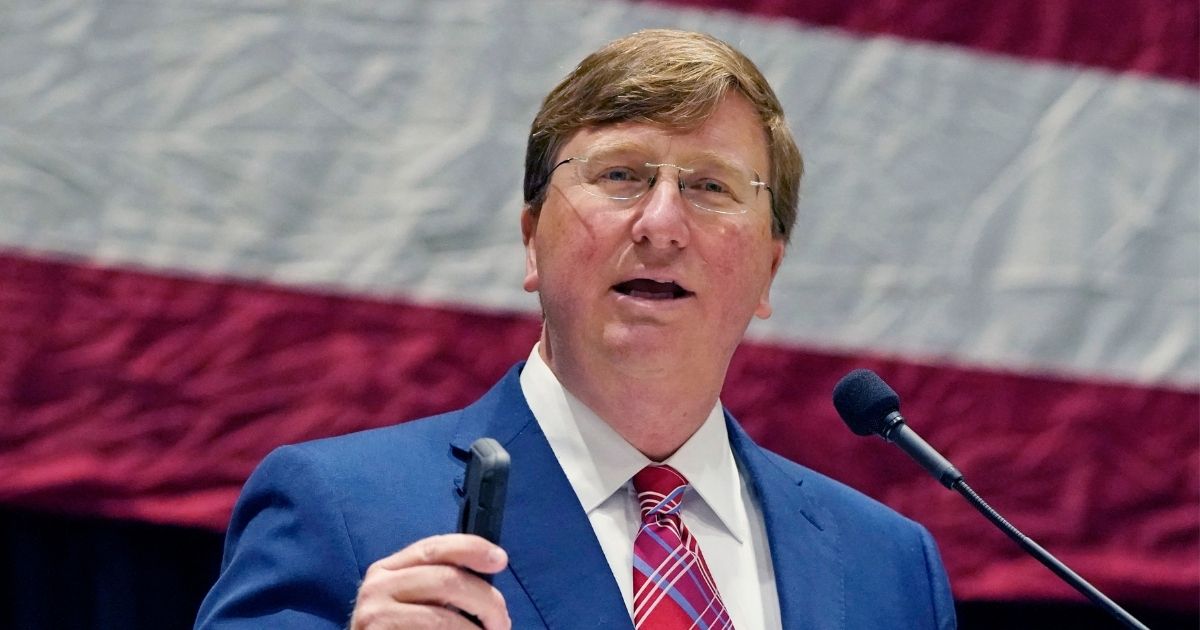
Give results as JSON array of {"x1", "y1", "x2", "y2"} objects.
[{"x1": 546, "y1": 153, "x2": 775, "y2": 216}]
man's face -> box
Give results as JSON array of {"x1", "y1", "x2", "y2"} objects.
[{"x1": 522, "y1": 92, "x2": 785, "y2": 380}]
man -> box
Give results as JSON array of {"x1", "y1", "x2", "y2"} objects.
[{"x1": 196, "y1": 29, "x2": 956, "y2": 629}]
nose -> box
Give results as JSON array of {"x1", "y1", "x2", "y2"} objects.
[{"x1": 630, "y1": 166, "x2": 691, "y2": 250}]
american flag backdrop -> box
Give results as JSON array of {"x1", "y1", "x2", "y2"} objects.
[{"x1": 0, "y1": 0, "x2": 1196, "y2": 615}]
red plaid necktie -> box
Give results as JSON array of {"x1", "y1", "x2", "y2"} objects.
[{"x1": 632, "y1": 465, "x2": 734, "y2": 629}]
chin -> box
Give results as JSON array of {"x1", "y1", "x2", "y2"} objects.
[{"x1": 600, "y1": 326, "x2": 696, "y2": 364}]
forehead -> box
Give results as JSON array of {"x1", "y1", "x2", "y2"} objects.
[{"x1": 558, "y1": 93, "x2": 771, "y2": 175}]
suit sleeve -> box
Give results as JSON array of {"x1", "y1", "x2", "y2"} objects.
[
  {"x1": 195, "y1": 445, "x2": 363, "y2": 629},
  {"x1": 918, "y1": 524, "x2": 958, "y2": 630}
]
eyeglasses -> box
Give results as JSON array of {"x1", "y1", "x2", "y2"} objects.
[{"x1": 548, "y1": 147, "x2": 773, "y2": 216}]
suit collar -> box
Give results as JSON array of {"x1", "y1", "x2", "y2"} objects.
[
  {"x1": 516, "y1": 348, "x2": 646, "y2": 514},
  {"x1": 450, "y1": 366, "x2": 845, "y2": 629},
  {"x1": 451, "y1": 364, "x2": 633, "y2": 629},
  {"x1": 450, "y1": 363, "x2": 537, "y2": 456},
  {"x1": 727, "y1": 415, "x2": 845, "y2": 630},
  {"x1": 518, "y1": 346, "x2": 749, "y2": 543}
]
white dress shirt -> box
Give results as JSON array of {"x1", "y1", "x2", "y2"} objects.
[{"x1": 519, "y1": 344, "x2": 782, "y2": 629}]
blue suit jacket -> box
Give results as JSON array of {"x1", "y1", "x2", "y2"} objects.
[{"x1": 196, "y1": 364, "x2": 956, "y2": 629}]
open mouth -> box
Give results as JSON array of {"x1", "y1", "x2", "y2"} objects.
[{"x1": 612, "y1": 279, "x2": 693, "y2": 301}]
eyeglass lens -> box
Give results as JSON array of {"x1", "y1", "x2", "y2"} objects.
[{"x1": 572, "y1": 148, "x2": 763, "y2": 215}]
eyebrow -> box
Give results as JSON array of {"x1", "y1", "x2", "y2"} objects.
[{"x1": 584, "y1": 142, "x2": 764, "y2": 178}]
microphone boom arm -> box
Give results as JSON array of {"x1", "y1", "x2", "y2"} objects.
[
  {"x1": 881, "y1": 413, "x2": 1149, "y2": 630},
  {"x1": 834, "y1": 368, "x2": 1152, "y2": 629},
  {"x1": 949, "y1": 479, "x2": 1149, "y2": 630}
]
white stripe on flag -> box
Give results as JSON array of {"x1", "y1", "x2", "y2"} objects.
[{"x1": 0, "y1": 0, "x2": 1195, "y2": 386}]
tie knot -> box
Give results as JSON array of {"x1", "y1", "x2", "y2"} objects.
[{"x1": 632, "y1": 465, "x2": 689, "y2": 520}]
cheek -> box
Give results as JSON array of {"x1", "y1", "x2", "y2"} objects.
[
  {"x1": 545, "y1": 216, "x2": 589, "y2": 259},
  {"x1": 708, "y1": 222, "x2": 770, "y2": 271},
  {"x1": 536, "y1": 210, "x2": 614, "y2": 289},
  {"x1": 705, "y1": 229, "x2": 777, "y2": 301}
]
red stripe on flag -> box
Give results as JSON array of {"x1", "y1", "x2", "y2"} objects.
[
  {"x1": 655, "y1": 0, "x2": 1200, "y2": 82},
  {"x1": 725, "y1": 345, "x2": 1199, "y2": 611},
  {"x1": 0, "y1": 252, "x2": 541, "y2": 527},
  {"x1": 0, "y1": 252, "x2": 1196, "y2": 609}
]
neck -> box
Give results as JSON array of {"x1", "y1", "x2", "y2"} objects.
[{"x1": 538, "y1": 335, "x2": 727, "y2": 461}]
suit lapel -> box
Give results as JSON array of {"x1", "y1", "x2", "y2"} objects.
[
  {"x1": 451, "y1": 369, "x2": 845, "y2": 629},
  {"x1": 451, "y1": 366, "x2": 633, "y2": 629},
  {"x1": 727, "y1": 416, "x2": 845, "y2": 630}
]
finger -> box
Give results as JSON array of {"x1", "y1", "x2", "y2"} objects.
[
  {"x1": 364, "y1": 565, "x2": 509, "y2": 630},
  {"x1": 374, "y1": 534, "x2": 507, "y2": 575},
  {"x1": 351, "y1": 601, "x2": 483, "y2": 630}
]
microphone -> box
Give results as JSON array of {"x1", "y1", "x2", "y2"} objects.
[
  {"x1": 832, "y1": 368, "x2": 1149, "y2": 630},
  {"x1": 832, "y1": 369, "x2": 962, "y2": 488}
]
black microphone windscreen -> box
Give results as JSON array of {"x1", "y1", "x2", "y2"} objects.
[{"x1": 832, "y1": 369, "x2": 901, "y2": 436}]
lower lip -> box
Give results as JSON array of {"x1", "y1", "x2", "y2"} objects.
[{"x1": 612, "y1": 290, "x2": 694, "y2": 308}]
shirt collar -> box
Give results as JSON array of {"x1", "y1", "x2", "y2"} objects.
[
  {"x1": 519, "y1": 344, "x2": 750, "y2": 543},
  {"x1": 662, "y1": 399, "x2": 751, "y2": 544}
]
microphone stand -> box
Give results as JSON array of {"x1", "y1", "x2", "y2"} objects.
[
  {"x1": 837, "y1": 373, "x2": 1156, "y2": 630},
  {"x1": 951, "y1": 479, "x2": 1150, "y2": 630},
  {"x1": 877, "y1": 412, "x2": 1150, "y2": 629}
]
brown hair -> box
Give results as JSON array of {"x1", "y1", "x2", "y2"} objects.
[{"x1": 523, "y1": 29, "x2": 803, "y2": 241}]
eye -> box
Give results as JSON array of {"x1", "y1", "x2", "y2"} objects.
[
  {"x1": 581, "y1": 161, "x2": 649, "y2": 200},
  {"x1": 690, "y1": 178, "x2": 734, "y2": 197},
  {"x1": 596, "y1": 166, "x2": 642, "y2": 183}
]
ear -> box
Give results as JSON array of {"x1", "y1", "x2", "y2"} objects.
[
  {"x1": 521, "y1": 205, "x2": 540, "y2": 293},
  {"x1": 754, "y1": 239, "x2": 786, "y2": 319}
]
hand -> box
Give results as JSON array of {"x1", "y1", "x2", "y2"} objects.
[{"x1": 350, "y1": 533, "x2": 511, "y2": 629}]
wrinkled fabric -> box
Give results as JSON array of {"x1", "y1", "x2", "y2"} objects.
[{"x1": 0, "y1": 0, "x2": 1196, "y2": 613}]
